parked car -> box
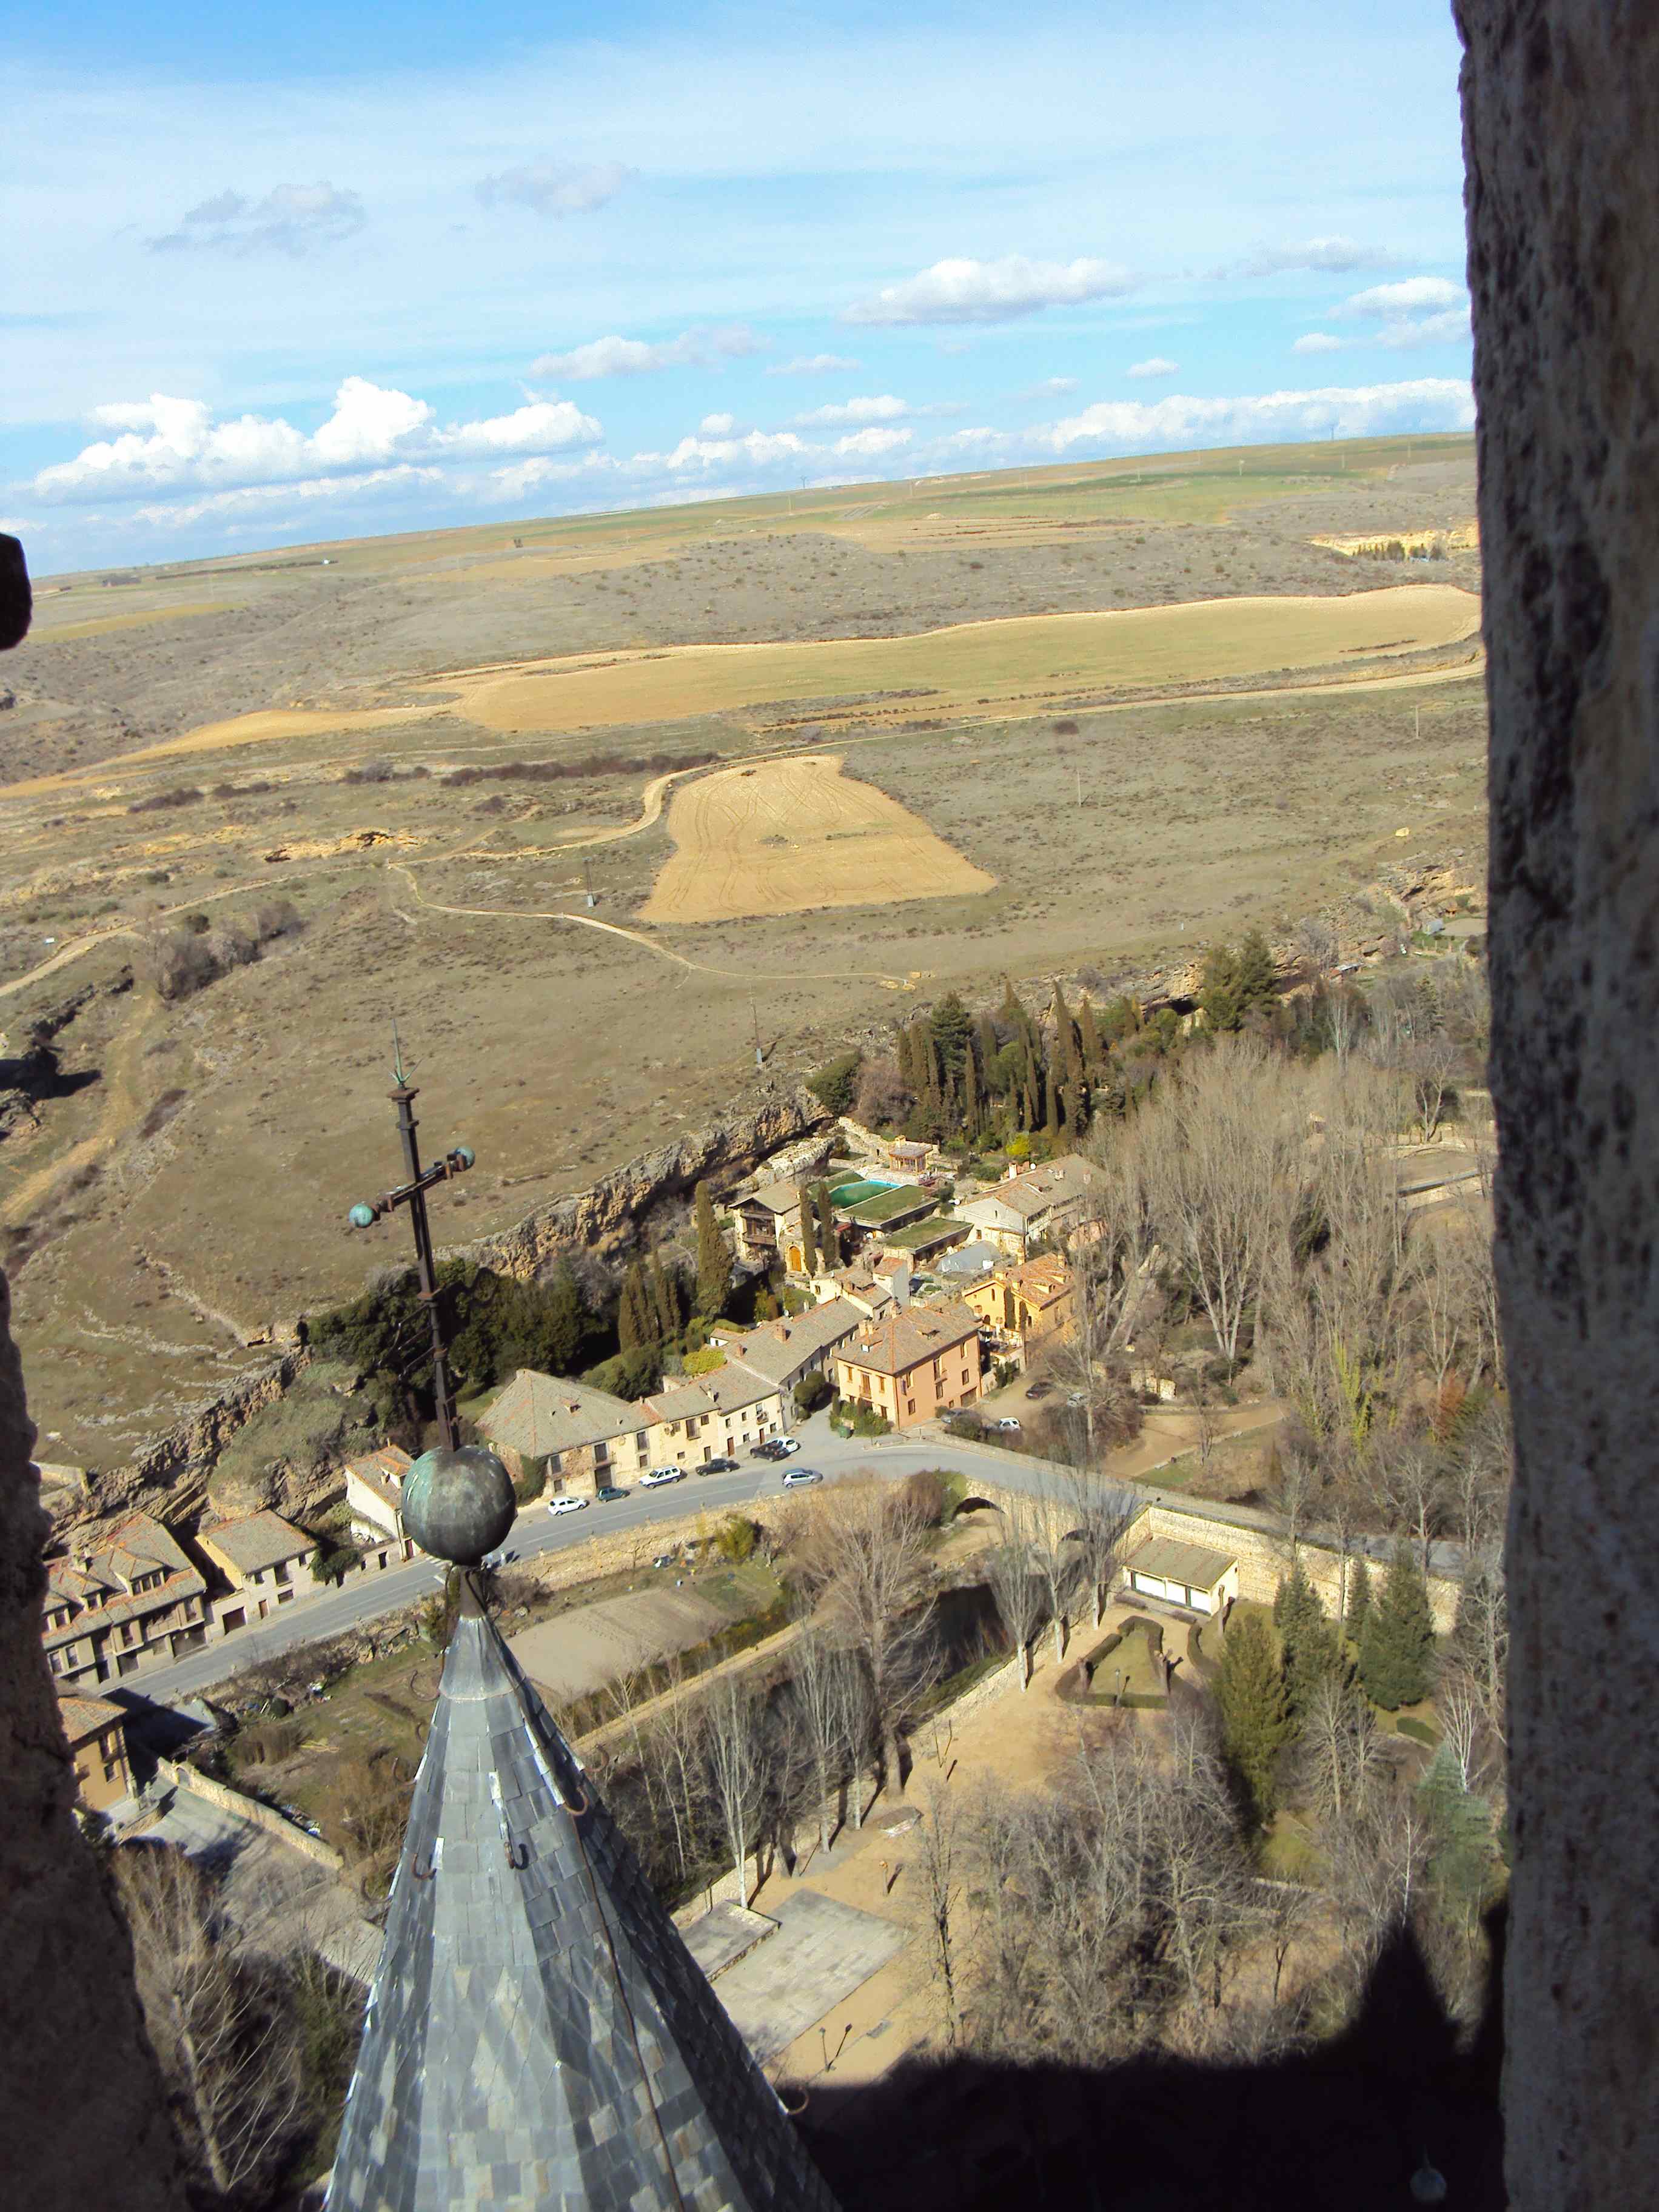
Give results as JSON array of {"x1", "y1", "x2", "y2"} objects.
[
  {"x1": 775, "y1": 1436, "x2": 802, "y2": 1455},
  {"x1": 993, "y1": 1416, "x2": 1022, "y2": 1432},
  {"x1": 547, "y1": 1494, "x2": 589, "y2": 1515},
  {"x1": 1025, "y1": 1380, "x2": 1052, "y2": 1400},
  {"x1": 782, "y1": 1466, "x2": 824, "y2": 1487},
  {"x1": 640, "y1": 1467, "x2": 686, "y2": 1487},
  {"x1": 750, "y1": 1439, "x2": 786, "y2": 1461},
  {"x1": 699, "y1": 1456, "x2": 739, "y2": 1474},
  {"x1": 595, "y1": 1484, "x2": 629, "y2": 1504}
]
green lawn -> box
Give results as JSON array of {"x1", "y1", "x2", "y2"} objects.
[{"x1": 846, "y1": 1183, "x2": 933, "y2": 1225}]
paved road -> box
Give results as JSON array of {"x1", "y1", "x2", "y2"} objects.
[{"x1": 124, "y1": 1405, "x2": 1287, "y2": 1708}]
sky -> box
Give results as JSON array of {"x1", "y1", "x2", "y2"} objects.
[{"x1": 4, "y1": 1, "x2": 1476, "y2": 575}]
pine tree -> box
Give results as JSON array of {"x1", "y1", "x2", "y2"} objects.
[
  {"x1": 799, "y1": 1185, "x2": 818, "y2": 1276},
  {"x1": 1215, "y1": 1610, "x2": 1292, "y2": 1828},
  {"x1": 1358, "y1": 1544, "x2": 1436, "y2": 1710},
  {"x1": 815, "y1": 1181, "x2": 839, "y2": 1270},
  {"x1": 929, "y1": 991, "x2": 973, "y2": 1081},
  {"x1": 1236, "y1": 928, "x2": 1278, "y2": 1018},
  {"x1": 693, "y1": 1181, "x2": 731, "y2": 1319},
  {"x1": 1199, "y1": 943, "x2": 1245, "y2": 1032},
  {"x1": 540, "y1": 1260, "x2": 593, "y2": 1374},
  {"x1": 1345, "y1": 1554, "x2": 1373, "y2": 1643},
  {"x1": 1273, "y1": 1558, "x2": 1341, "y2": 1718}
]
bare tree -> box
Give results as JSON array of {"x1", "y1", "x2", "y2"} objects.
[
  {"x1": 1057, "y1": 1467, "x2": 1137, "y2": 1627},
  {"x1": 1441, "y1": 1680, "x2": 1480, "y2": 1793},
  {"x1": 916, "y1": 1781, "x2": 964, "y2": 2048},
  {"x1": 115, "y1": 1846, "x2": 305, "y2": 2199},
  {"x1": 1294, "y1": 914, "x2": 1339, "y2": 980},
  {"x1": 788, "y1": 1622, "x2": 857, "y2": 1857},
  {"x1": 1405, "y1": 1031, "x2": 1460, "y2": 1145},
  {"x1": 798, "y1": 1480, "x2": 941, "y2": 1798},
  {"x1": 983, "y1": 1498, "x2": 1044, "y2": 1689},
  {"x1": 1298, "y1": 1672, "x2": 1386, "y2": 1826},
  {"x1": 702, "y1": 1672, "x2": 768, "y2": 1905}
]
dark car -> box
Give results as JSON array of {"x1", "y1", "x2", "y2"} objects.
[
  {"x1": 1025, "y1": 1380, "x2": 1053, "y2": 1399},
  {"x1": 750, "y1": 1439, "x2": 785, "y2": 1461},
  {"x1": 595, "y1": 1484, "x2": 629, "y2": 1503},
  {"x1": 699, "y1": 1456, "x2": 739, "y2": 1474}
]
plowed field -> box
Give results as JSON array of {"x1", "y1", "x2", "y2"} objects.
[{"x1": 641, "y1": 754, "x2": 996, "y2": 923}]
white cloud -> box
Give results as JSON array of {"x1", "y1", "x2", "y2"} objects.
[
  {"x1": 1019, "y1": 376, "x2": 1079, "y2": 398},
  {"x1": 843, "y1": 255, "x2": 1135, "y2": 326},
  {"x1": 765, "y1": 353, "x2": 862, "y2": 377},
  {"x1": 147, "y1": 183, "x2": 366, "y2": 258},
  {"x1": 1127, "y1": 357, "x2": 1179, "y2": 380},
  {"x1": 1293, "y1": 332, "x2": 1344, "y2": 354},
  {"x1": 1342, "y1": 276, "x2": 1464, "y2": 316},
  {"x1": 32, "y1": 378, "x2": 601, "y2": 504},
  {"x1": 699, "y1": 411, "x2": 737, "y2": 436},
  {"x1": 834, "y1": 426, "x2": 911, "y2": 458},
  {"x1": 1036, "y1": 377, "x2": 1475, "y2": 455},
  {"x1": 791, "y1": 393, "x2": 910, "y2": 427},
  {"x1": 639, "y1": 429, "x2": 812, "y2": 475},
  {"x1": 1213, "y1": 235, "x2": 1396, "y2": 280},
  {"x1": 475, "y1": 161, "x2": 632, "y2": 217},
  {"x1": 529, "y1": 324, "x2": 766, "y2": 380},
  {"x1": 488, "y1": 451, "x2": 620, "y2": 503}
]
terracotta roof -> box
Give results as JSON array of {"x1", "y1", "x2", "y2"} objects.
[
  {"x1": 836, "y1": 1299, "x2": 980, "y2": 1377},
  {"x1": 477, "y1": 1371, "x2": 643, "y2": 1458},
  {"x1": 57, "y1": 1693, "x2": 129, "y2": 1748},
  {"x1": 199, "y1": 1509, "x2": 313, "y2": 1580}
]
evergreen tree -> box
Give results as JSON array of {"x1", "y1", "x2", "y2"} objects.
[
  {"x1": 799, "y1": 1185, "x2": 818, "y2": 1276},
  {"x1": 540, "y1": 1260, "x2": 595, "y2": 1375},
  {"x1": 1236, "y1": 928, "x2": 1279, "y2": 1018},
  {"x1": 815, "y1": 1181, "x2": 839, "y2": 1270},
  {"x1": 1199, "y1": 943, "x2": 1245, "y2": 1032},
  {"x1": 1079, "y1": 995, "x2": 1103, "y2": 1073},
  {"x1": 1358, "y1": 1544, "x2": 1437, "y2": 1710},
  {"x1": 1052, "y1": 980, "x2": 1085, "y2": 1100},
  {"x1": 617, "y1": 1261, "x2": 654, "y2": 1350},
  {"x1": 649, "y1": 1255, "x2": 682, "y2": 1341},
  {"x1": 929, "y1": 991, "x2": 973, "y2": 1080},
  {"x1": 693, "y1": 1181, "x2": 731, "y2": 1319},
  {"x1": 975, "y1": 1014, "x2": 1002, "y2": 1089},
  {"x1": 1215, "y1": 1610, "x2": 1292, "y2": 1828},
  {"x1": 963, "y1": 1042, "x2": 984, "y2": 1138},
  {"x1": 1273, "y1": 1558, "x2": 1341, "y2": 1718},
  {"x1": 1344, "y1": 1554, "x2": 1373, "y2": 1643}
]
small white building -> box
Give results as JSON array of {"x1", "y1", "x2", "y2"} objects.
[{"x1": 1121, "y1": 1536, "x2": 1239, "y2": 1615}]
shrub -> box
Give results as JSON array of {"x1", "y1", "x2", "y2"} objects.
[
  {"x1": 899, "y1": 1469, "x2": 947, "y2": 1526},
  {"x1": 808, "y1": 1050, "x2": 862, "y2": 1116},
  {"x1": 127, "y1": 785, "x2": 204, "y2": 814},
  {"x1": 712, "y1": 1514, "x2": 761, "y2": 1564},
  {"x1": 793, "y1": 1371, "x2": 832, "y2": 1416},
  {"x1": 512, "y1": 1458, "x2": 547, "y2": 1506}
]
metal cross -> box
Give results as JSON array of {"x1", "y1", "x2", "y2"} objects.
[{"x1": 346, "y1": 1027, "x2": 476, "y2": 1450}]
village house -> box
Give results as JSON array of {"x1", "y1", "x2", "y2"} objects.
[
  {"x1": 831, "y1": 1301, "x2": 984, "y2": 1432},
  {"x1": 343, "y1": 1443, "x2": 419, "y2": 1550},
  {"x1": 708, "y1": 1296, "x2": 865, "y2": 1398},
  {"x1": 198, "y1": 1509, "x2": 318, "y2": 1632},
  {"x1": 730, "y1": 1181, "x2": 806, "y2": 1268},
  {"x1": 59, "y1": 1692, "x2": 135, "y2": 1814},
  {"x1": 41, "y1": 1511, "x2": 210, "y2": 1687},
  {"x1": 811, "y1": 1263, "x2": 900, "y2": 1321},
  {"x1": 954, "y1": 1154, "x2": 1106, "y2": 1259},
  {"x1": 474, "y1": 1372, "x2": 651, "y2": 1496},
  {"x1": 1121, "y1": 1535, "x2": 1240, "y2": 1617},
  {"x1": 934, "y1": 1237, "x2": 1004, "y2": 1290},
  {"x1": 962, "y1": 1255, "x2": 1075, "y2": 1368},
  {"x1": 641, "y1": 1363, "x2": 786, "y2": 1468}
]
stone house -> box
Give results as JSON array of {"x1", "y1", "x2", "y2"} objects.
[
  {"x1": 708, "y1": 1296, "x2": 865, "y2": 1398},
  {"x1": 831, "y1": 1301, "x2": 984, "y2": 1432},
  {"x1": 475, "y1": 1372, "x2": 651, "y2": 1497},
  {"x1": 343, "y1": 1443, "x2": 418, "y2": 1549},
  {"x1": 954, "y1": 1155, "x2": 1105, "y2": 1259},
  {"x1": 59, "y1": 1692, "x2": 134, "y2": 1814},
  {"x1": 731, "y1": 1181, "x2": 805, "y2": 1267},
  {"x1": 198, "y1": 1509, "x2": 318, "y2": 1632},
  {"x1": 42, "y1": 1512, "x2": 210, "y2": 1688},
  {"x1": 962, "y1": 1255, "x2": 1074, "y2": 1368}
]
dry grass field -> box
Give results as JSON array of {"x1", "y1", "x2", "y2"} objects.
[
  {"x1": 0, "y1": 433, "x2": 1490, "y2": 1465},
  {"x1": 641, "y1": 756, "x2": 996, "y2": 923}
]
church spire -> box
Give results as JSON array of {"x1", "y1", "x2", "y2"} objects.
[{"x1": 326, "y1": 1462, "x2": 834, "y2": 2212}]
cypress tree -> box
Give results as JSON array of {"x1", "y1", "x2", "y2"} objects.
[
  {"x1": 799, "y1": 1185, "x2": 818, "y2": 1275},
  {"x1": 693, "y1": 1181, "x2": 730, "y2": 1319},
  {"x1": 617, "y1": 1261, "x2": 653, "y2": 1350},
  {"x1": 815, "y1": 1181, "x2": 838, "y2": 1270},
  {"x1": 964, "y1": 1041, "x2": 984, "y2": 1138},
  {"x1": 975, "y1": 1014, "x2": 1001, "y2": 1087},
  {"x1": 1215, "y1": 1610, "x2": 1292, "y2": 1828},
  {"x1": 1358, "y1": 1544, "x2": 1436, "y2": 1710},
  {"x1": 1079, "y1": 995, "x2": 1103, "y2": 1074},
  {"x1": 540, "y1": 1260, "x2": 592, "y2": 1375}
]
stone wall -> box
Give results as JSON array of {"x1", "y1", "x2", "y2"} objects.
[{"x1": 152, "y1": 1754, "x2": 346, "y2": 1874}]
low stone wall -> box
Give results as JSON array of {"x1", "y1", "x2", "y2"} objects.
[{"x1": 154, "y1": 1754, "x2": 345, "y2": 1874}]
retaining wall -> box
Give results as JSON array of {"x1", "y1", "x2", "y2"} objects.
[{"x1": 154, "y1": 1754, "x2": 346, "y2": 1874}]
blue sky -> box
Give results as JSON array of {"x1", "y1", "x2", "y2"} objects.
[{"x1": 5, "y1": 1, "x2": 1476, "y2": 574}]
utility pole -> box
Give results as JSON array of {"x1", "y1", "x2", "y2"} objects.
[
  {"x1": 347, "y1": 1028, "x2": 476, "y2": 1450},
  {"x1": 1075, "y1": 763, "x2": 1082, "y2": 809},
  {"x1": 584, "y1": 855, "x2": 596, "y2": 908}
]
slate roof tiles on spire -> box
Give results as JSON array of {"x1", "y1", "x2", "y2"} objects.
[{"x1": 327, "y1": 1590, "x2": 835, "y2": 2212}]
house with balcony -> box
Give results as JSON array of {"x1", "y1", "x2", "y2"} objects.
[
  {"x1": 474, "y1": 1372, "x2": 652, "y2": 1497},
  {"x1": 831, "y1": 1301, "x2": 984, "y2": 1432},
  {"x1": 962, "y1": 1255, "x2": 1075, "y2": 1368},
  {"x1": 731, "y1": 1181, "x2": 806, "y2": 1268},
  {"x1": 198, "y1": 1509, "x2": 319, "y2": 1632},
  {"x1": 42, "y1": 1511, "x2": 209, "y2": 1687}
]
